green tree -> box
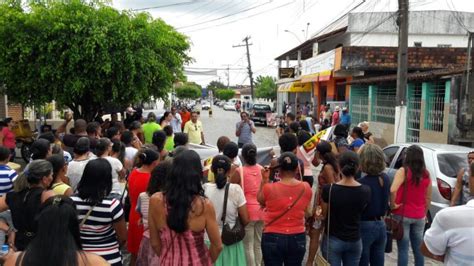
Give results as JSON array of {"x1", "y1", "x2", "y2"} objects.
[
  {"x1": 0, "y1": 0, "x2": 190, "y2": 121},
  {"x1": 215, "y1": 89, "x2": 235, "y2": 101},
  {"x1": 255, "y1": 75, "x2": 277, "y2": 100},
  {"x1": 175, "y1": 83, "x2": 201, "y2": 99},
  {"x1": 207, "y1": 80, "x2": 226, "y2": 94}
]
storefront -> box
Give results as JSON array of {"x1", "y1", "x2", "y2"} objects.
[{"x1": 277, "y1": 81, "x2": 312, "y2": 114}]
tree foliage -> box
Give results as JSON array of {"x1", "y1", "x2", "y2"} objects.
[
  {"x1": 206, "y1": 80, "x2": 226, "y2": 93},
  {"x1": 175, "y1": 83, "x2": 201, "y2": 99},
  {"x1": 0, "y1": 0, "x2": 190, "y2": 120},
  {"x1": 215, "y1": 89, "x2": 235, "y2": 101},
  {"x1": 255, "y1": 75, "x2": 277, "y2": 100}
]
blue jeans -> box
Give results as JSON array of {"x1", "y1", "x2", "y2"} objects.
[
  {"x1": 261, "y1": 233, "x2": 306, "y2": 266},
  {"x1": 395, "y1": 216, "x2": 425, "y2": 266},
  {"x1": 321, "y1": 235, "x2": 362, "y2": 266},
  {"x1": 359, "y1": 220, "x2": 386, "y2": 266}
]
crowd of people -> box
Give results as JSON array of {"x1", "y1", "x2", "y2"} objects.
[{"x1": 0, "y1": 102, "x2": 470, "y2": 266}]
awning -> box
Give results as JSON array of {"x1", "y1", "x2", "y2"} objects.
[
  {"x1": 301, "y1": 73, "x2": 319, "y2": 83},
  {"x1": 318, "y1": 70, "x2": 332, "y2": 81},
  {"x1": 278, "y1": 81, "x2": 312, "y2": 93}
]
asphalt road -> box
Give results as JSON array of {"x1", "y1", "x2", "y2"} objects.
[{"x1": 199, "y1": 105, "x2": 279, "y2": 148}]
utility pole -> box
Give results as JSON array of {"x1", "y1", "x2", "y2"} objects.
[
  {"x1": 226, "y1": 64, "x2": 230, "y2": 89},
  {"x1": 394, "y1": 0, "x2": 409, "y2": 143},
  {"x1": 233, "y1": 36, "x2": 255, "y2": 99}
]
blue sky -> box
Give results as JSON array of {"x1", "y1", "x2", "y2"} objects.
[{"x1": 112, "y1": 0, "x2": 474, "y2": 87}]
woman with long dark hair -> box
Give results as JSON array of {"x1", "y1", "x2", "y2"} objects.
[
  {"x1": 149, "y1": 150, "x2": 222, "y2": 265},
  {"x1": 159, "y1": 112, "x2": 172, "y2": 128},
  {"x1": 71, "y1": 159, "x2": 127, "y2": 265},
  {"x1": 258, "y1": 152, "x2": 312, "y2": 265},
  {"x1": 204, "y1": 155, "x2": 249, "y2": 265},
  {"x1": 230, "y1": 144, "x2": 263, "y2": 266},
  {"x1": 319, "y1": 151, "x2": 370, "y2": 265},
  {"x1": 136, "y1": 160, "x2": 172, "y2": 266},
  {"x1": 306, "y1": 140, "x2": 340, "y2": 265},
  {"x1": 5, "y1": 196, "x2": 108, "y2": 266},
  {"x1": 0, "y1": 160, "x2": 55, "y2": 251},
  {"x1": 390, "y1": 145, "x2": 431, "y2": 266},
  {"x1": 127, "y1": 149, "x2": 160, "y2": 266}
]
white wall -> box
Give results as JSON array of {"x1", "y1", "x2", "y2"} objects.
[{"x1": 349, "y1": 32, "x2": 469, "y2": 48}]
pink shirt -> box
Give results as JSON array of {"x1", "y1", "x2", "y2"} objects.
[
  {"x1": 393, "y1": 168, "x2": 430, "y2": 219},
  {"x1": 262, "y1": 181, "x2": 312, "y2": 234},
  {"x1": 332, "y1": 111, "x2": 340, "y2": 126},
  {"x1": 1, "y1": 128, "x2": 15, "y2": 149},
  {"x1": 236, "y1": 164, "x2": 264, "y2": 221}
]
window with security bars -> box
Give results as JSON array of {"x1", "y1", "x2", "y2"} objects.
[
  {"x1": 425, "y1": 81, "x2": 446, "y2": 132},
  {"x1": 407, "y1": 83, "x2": 422, "y2": 143},
  {"x1": 371, "y1": 85, "x2": 396, "y2": 124}
]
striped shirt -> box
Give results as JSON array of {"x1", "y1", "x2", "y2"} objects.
[
  {"x1": 71, "y1": 195, "x2": 124, "y2": 266},
  {"x1": 0, "y1": 164, "x2": 17, "y2": 195},
  {"x1": 137, "y1": 193, "x2": 151, "y2": 238}
]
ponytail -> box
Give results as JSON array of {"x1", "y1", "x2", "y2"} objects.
[{"x1": 211, "y1": 155, "x2": 231, "y2": 190}]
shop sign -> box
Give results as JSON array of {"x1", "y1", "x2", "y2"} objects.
[
  {"x1": 301, "y1": 50, "x2": 335, "y2": 76},
  {"x1": 278, "y1": 68, "x2": 296, "y2": 79}
]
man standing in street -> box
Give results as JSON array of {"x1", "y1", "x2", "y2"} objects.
[
  {"x1": 331, "y1": 106, "x2": 340, "y2": 126},
  {"x1": 421, "y1": 162, "x2": 474, "y2": 265},
  {"x1": 235, "y1": 111, "x2": 256, "y2": 148},
  {"x1": 170, "y1": 106, "x2": 182, "y2": 133},
  {"x1": 340, "y1": 106, "x2": 352, "y2": 129},
  {"x1": 180, "y1": 107, "x2": 191, "y2": 131},
  {"x1": 184, "y1": 111, "x2": 205, "y2": 145}
]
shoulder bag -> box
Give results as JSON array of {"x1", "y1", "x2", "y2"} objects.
[
  {"x1": 221, "y1": 183, "x2": 246, "y2": 245},
  {"x1": 315, "y1": 184, "x2": 333, "y2": 266},
  {"x1": 384, "y1": 167, "x2": 408, "y2": 241},
  {"x1": 266, "y1": 183, "x2": 306, "y2": 227}
]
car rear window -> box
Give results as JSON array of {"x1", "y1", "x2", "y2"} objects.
[
  {"x1": 253, "y1": 105, "x2": 271, "y2": 111},
  {"x1": 437, "y1": 153, "x2": 468, "y2": 177}
]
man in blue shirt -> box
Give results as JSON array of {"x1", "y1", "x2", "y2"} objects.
[{"x1": 340, "y1": 106, "x2": 352, "y2": 128}]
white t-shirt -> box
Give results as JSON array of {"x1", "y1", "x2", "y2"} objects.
[
  {"x1": 67, "y1": 159, "x2": 91, "y2": 191},
  {"x1": 125, "y1": 147, "x2": 138, "y2": 162},
  {"x1": 105, "y1": 156, "x2": 124, "y2": 195},
  {"x1": 170, "y1": 113, "x2": 182, "y2": 133},
  {"x1": 424, "y1": 199, "x2": 474, "y2": 266},
  {"x1": 203, "y1": 183, "x2": 246, "y2": 232}
]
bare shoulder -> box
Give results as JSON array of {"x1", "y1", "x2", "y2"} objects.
[
  {"x1": 80, "y1": 252, "x2": 109, "y2": 266},
  {"x1": 150, "y1": 192, "x2": 164, "y2": 203},
  {"x1": 4, "y1": 252, "x2": 20, "y2": 266},
  {"x1": 41, "y1": 190, "x2": 56, "y2": 203}
]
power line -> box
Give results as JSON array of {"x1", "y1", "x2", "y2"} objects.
[
  {"x1": 177, "y1": 1, "x2": 273, "y2": 30},
  {"x1": 446, "y1": 0, "x2": 471, "y2": 32},
  {"x1": 182, "y1": 1, "x2": 295, "y2": 33},
  {"x1": 131, "y1": 1, "x2": 197, "y2": 11}
]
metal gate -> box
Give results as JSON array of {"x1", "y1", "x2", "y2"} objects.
[
  {"x1": 407, "y1": 84, "x2": 422, "y2": 143},
  {"x1": 349, "y1": 86, "x2": 369, "y2": 126}
]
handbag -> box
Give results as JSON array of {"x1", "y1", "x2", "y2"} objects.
[
  {"x1": 315, "y1": 184, "x2": 333, "y2": 266},
  {"x1": 221, "y1": 183, "x2": 246, "y2": 246},
  {"x1": 384, "y1": 168, "x2": 409, "y2": 241}
]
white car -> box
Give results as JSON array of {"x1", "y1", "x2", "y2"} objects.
[
  {"x1": 223, "y1": 102, "x2": 236, "y2": 111},
  {"x1": 201, "y1": 101, "x2": 211, "y2": 110}
]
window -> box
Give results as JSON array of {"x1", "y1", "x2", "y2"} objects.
[
  {"x1": 253, "y1": 104, "x2": 271, "y2": 111},
  {"x1": 393, "y1": 148, "x2": 407, "y2": 169},
  {"x1": 414, "y1": 42, "x2": 422, "y2": 47},
  {"x1": 437, "y1": 44, "x2": 452, "y2": 48},
  {"x1": 437, "y1": 153, "x2": 468, "y2": 178},
  {"x1": 336, "y1": 85, "x2": 346, "y2": 101},
  {"x1": 383, "y1": 146, "x2": 399, "y2": 167}
]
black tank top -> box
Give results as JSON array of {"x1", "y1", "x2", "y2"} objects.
[{"x1": 6, "y1": 187, "x2": 44, "y2": 251}]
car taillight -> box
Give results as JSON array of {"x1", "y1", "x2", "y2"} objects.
[{"x1": 437, "y1": 178, "x2": 452, "y2": 200}]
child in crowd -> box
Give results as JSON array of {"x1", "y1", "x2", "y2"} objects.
[{"x1": 0, "y1": 146, "x2": 17, "y2": 246}]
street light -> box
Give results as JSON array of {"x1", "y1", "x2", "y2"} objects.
[{"x1": 284, "y1": 29, "x2": 302, "y2": 43}]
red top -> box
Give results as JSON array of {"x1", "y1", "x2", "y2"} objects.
[
  {"x1": 262, "y1": 181, "x2": 312, "y2": 234},
  {"x1": 127, "y1": 169, "x2": 151, "y2": 255},
  {"x1": 393, "y1": 168, "x2": 430, "y2": 219},
  {"x1": 1, "y1": 127, "x2": 15, "y2": 149},
  {"x1": 181, "y1": 111, "x2": 191, "y2": 129},
  {"x1": 236, "y1": 165, "x2": 264, "y2": 221},
  {"x1": 331, "y1": 111, "x2": 340, "y2": 126}
]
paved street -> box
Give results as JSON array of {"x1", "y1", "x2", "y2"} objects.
[{"x1": 199, "y1": 104, "x2": 279, "y2": 148}]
